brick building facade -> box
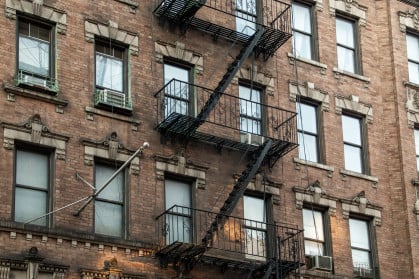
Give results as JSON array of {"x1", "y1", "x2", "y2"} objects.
[{"x1": 0, "y1": 0, "x2": 418, "y2": 278}]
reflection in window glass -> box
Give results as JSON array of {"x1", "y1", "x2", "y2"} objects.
[
  {"x1": 349, "y1": 218, "x2": 371, "y2": 269},
  {"x1": 336, "y1": 17, "x2": 356, "y2": 73},
  {"x1": 303, "y1": 209, "x2": 324, "y2": 256},
  {"x1": 292, "y1": 2, "x2": 313, "y2": 60},
  {"x1": 407, "y1": 34, "x2": 419, "y2": 84},
  {"x1": 236, "y1": 0, "x2": 256, "y2": 35},
  {"x1": 297, "y1": 102, "x2": 319, "y2": 162},
  {"x1": 14, "y1": 149, "x2": 49, "y2": 226},
  {"x1": 342, "y1": 115, "x2": 363, "y2": 173},
  {"x1": 94, "y1": 164, "x2": 124, "y2": 237},
  {"x1": 244, "y1": 195, "x2": 266, "y2": 258},
  {"x1": 240, "y1": 86, "x2": 262, "y2": 135}
]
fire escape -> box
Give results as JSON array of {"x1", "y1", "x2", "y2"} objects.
[{"x1": 153, "y1": 0, "x2": 302, "y2": 278}]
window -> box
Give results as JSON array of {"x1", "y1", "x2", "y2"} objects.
[
  {"x1": 95, "y1": 40, "x2": 129, "y2": 109},
  {"x1": 244, "y1": 195, "x2": 267, "y2": 259},
  {"x1": 297, "y1": 101, "x2": 319, "y2": 162},
  {"x1": 303, "y1": 209, "x2": 325, "y2": 256},
  {"x1": 240, "y1": 85, "x2": 262, "y2": 135},
  {"x1": 406, "y1": 33, "x2": 419, "y2": 84},
  {"x1": 292, "y1": 2, "x2": 316, "y2": 60},
  {"x1": 165, "y1": 179, "x2": 192, "y2": 244},
  {"x1": 236, "y1": 0, "x2": 257, "y2": 35},
  {"x1": 349, "y1": 218, "x2": 371, "y2": 271},
  {"x1": 163, "y1": 62, "x2": 191, "y2": 117},
  {"x1": 17, "y1": 17, "x2": 55, "y2": 91},
  {"x1": 94, "y1": 163, "x2": 125, "y2": 237},
  {"x1": 342, "y1": 114, "x2": 365, "y2": 173},
  {"x1": 336, "y1": 16, "x2": 359, "y2": 74},
  {"x1": 415, "y1": 128, "x2": 419, "y2": 172},
  {"x1": 14, "y1": 148, "x2": 51, "y2": 226}
]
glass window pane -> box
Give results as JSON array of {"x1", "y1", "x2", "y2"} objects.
[
  {"x1": 96, "y1": 54, "x2": 123, "y2": 92},
  {"x1": 305, "y1": 240, "x2": 324, "y2": 256},
  {"x1": 414, "y1": 129, "x2": 419, "y2": 156},
  {"x1": 236, "y1": 14, "x2": 256, "y2": 35},
  {"x1": 95, "y1": 201, "x2": 123, "y2": 237},
  {"x1": 344, "y1": 145, "x2": 363, "y2": 173},
  {"x1": 236, "y1": 0, "x2": 256, "y2": 14},
  {"x1": 336, "y1": 18, "x2": 354, "y2": 48},
  {"x1": 337, "y1": 46, "x2": 355, "y2": 73},
  {"x1": 342, "y1": 115, "x2": 361, "y2": 145},
  {"x1": 297, "y1": 102, "x2": 317, "y2": 134},
  {"x1": 245, "y1": 228, "x2": 266, "y2": 257},
  {"x1": 19, "y1": 36, "x2": 50, "y2": 76},
  {"x1": 408, "y1": 61, "x2": 419, "y2": 84},
  {"x1": 164, "y1": 64, "x2": 189, "y2": 84},
  {"x1": 15, "y1": 188, "x2": 47, "y2": 225},
  {"x1": 95, "y1": 164, "x2": 124, "y2": 202},
  {"x1": 352, "y1": 249, "x2": 371, "y2": 269},
  {"x1": 166, "y1": 214, "x2": 191, "y2": 244},
  {"x1": 165, "y1": 180, "x2": 191, "y2": 209},
  {"x1": 303, "y1": 209, "x2": 324, "y2": 241},
  {"x1": 244, "y1": 196, "x2": 265, "y2": 226},
  {"x1": 407, "y1": 34, "x2": 419, "y2": 61},
  {"x1": 16, "y1": 150, "x2": 48, "y2": 189},
  {"x1": 298, "y1": 133, "x2": 318, "y2": 162},
  {"x1": 349, "y1": 219, "x2": 370, "y2": 249},
  {"x1": 292, "y1": 3, "x2": 311, "y2": 33},
  {"x1": 293, "y1": 32, "x2": 312, "y2": 60}
]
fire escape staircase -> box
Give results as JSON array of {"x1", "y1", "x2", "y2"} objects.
[{"x1": 154, "y1": 1, "x2": 301, "y2": 277}]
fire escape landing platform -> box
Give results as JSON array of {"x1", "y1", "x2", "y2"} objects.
[
  {"x1": 155, "y1": 79, "x2": 298, "y2": 167},
  {"x1": 155, "y1": 206, "x2": 304, "y2": 278},
  {"x1": 153, "y1": 0, "x2": 292, "y2": 60}
]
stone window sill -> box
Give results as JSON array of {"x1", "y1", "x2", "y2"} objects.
[
  {"x1": 293, "y1": 158, "x2": 334, "y2": 177},
  {"x1": 287, "y1": 53, "x2": 328, "y2": 74},
  {"x1": 114, "y1": 0, "x2": 138, "y2": 13},
  {"x1": 3, "y1": 83, "x2": 68, "y2": 113},
  {"x1": 333, "y1": 67, "x2": 371, "y2": 87},
  {"x1": 404, "y1": 80, "x2": 419, "y2": 89},
  {"x1": 85, "y1": 106, "x2": 141, "y2": 131},
  {"x1": 340, "y1": 168, "x2": 378, "y2": 185}
]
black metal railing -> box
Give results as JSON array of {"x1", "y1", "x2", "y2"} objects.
[
  {"x1": 155, "y1": 205, "x2": 304, "y2": 263},
  {"x1": 155, "y1": 79, "x2": 297, "y2": 147}
]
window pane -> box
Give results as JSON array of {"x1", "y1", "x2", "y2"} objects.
[
  {"x1": 96, "y1": 53, "x2": 123, "y2": 92},
  {"x1": 240, "y1": 86, "x2": 262, "y2": 134},
  {"x1": 19, "y1": 36, "x2": 49, "y2": 76},
  {"x1": 336, "y1": 18, "x2": 354, "y2": 48},
  {"x1": 407, "y1": 34, "x2": 419, "y2": 62},
  {"x1": 344, "y1": 145, "x2": 363, "y2": 173},
  {"x1": 305, "y1": 240, "x2": 324, "y2": 256},
  {"x1": 342, "y1": 115, "x2": 361, "y2": 145},
  {"x1": 15, "y1": 188, "x2": 47, "y2": 225},
  {"x1": 352, "y1": 249, "x2": 371, "y2": 269},
  {"x1": 164, "y1": 64, "x2": 190, "y2": 116},
  {"x1": 164, "y1": 64, "x2": 189, "y2": 84},
  {"x1": 244, "y1": 196, "x2": 265, "y2": 226},
  {"x1": 298, "y1": 133, "x2": 318, "y2": 162},
  {"x1": 166, "y1": 214, "x2": 191, "y2": 243},
  {"x1": 337, "y1": 46, "x2": 355, "y2": 73},
  {"x1": 297, "y1": 102, "x2": 317, "y2": 134},
  {"x1": 16, "y1": 150, "x2": 48, "y2": 189},
  {"x1": 245, "y1": 228, "x2": 266, "y2": 257},
  {"x1": 292, "y1": 3, "x2": 311, "y2": 33},
  {"x1": 303, "y1": 209, "x2": 324, "y2": 241},
  {"x1": 165, "y1": 180, "x2": 191, "y2": 209},
  {"x1": 236, "y1": 0, "x2": 256, "y2": 14},
  {"x1": 95, "y1": 201, "x2": 123, "y2": 237},
  {"x1": 95, "y1": 164, "x2": 124, "y2": 202},
  {"x1": 236, "y1": 13, "x2": 256, "y2": 35},
  {"x1": 293, "y1": 32, "x2": 312, "y2": 60},
  {"x1": 349, "y1": 219, "x2": 370, "y2": 249},
  {"x1": 408, "y1": 61, "x2": 419, "y2": 84},
  {"x1": 240, "y1": 117, "x2": 261, "y2": 134}
]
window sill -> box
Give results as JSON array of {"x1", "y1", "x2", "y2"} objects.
[
  {"x1": 287, "y1": 53, "x2": 328, "y2": 75},
  {"x1": 114, "y1": 0, "x2": 138, "y2": 11},
  {"x1": 404, "y1": 80, "x2": 419, "y2": 89},
  {"x1": 293, "y1": 158, "x2": 334, "y2": 177},
  {"x1": 339, "y1": 169, "x2": 378, "y2": 186},
  {"x1": 85, "y1": 106, "x2": 141, "y2": 131},
  {"x1": 3, "y1": 82, "x2": 68, "y2": 113},
  {"x1": 332, "y1": 67, "x2": 371, "y2": 87}
]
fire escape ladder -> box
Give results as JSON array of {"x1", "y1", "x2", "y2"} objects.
[
  {"x1": 184, "y1": 27, "x2": 265, "y2": 136},
  {"x1": 262, "y1": 260, "x2": 274, "y2": 279},
  {"x1": 202, "y1": 139, "x2": 273, "y2": 245}
]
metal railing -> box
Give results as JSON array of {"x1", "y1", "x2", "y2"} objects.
[
  {"x1": 155, "y1": 79, "x2": 297, "y2": 145},
  {"x1": 154, "y1": 0, "x2": 292, "y2": 35},
  {"x1": 155, "y1": 205, "x2": 304, "y2": 263},
  {"x1": 15, "y1": 70, "x2": 59, "y2": 93}
]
